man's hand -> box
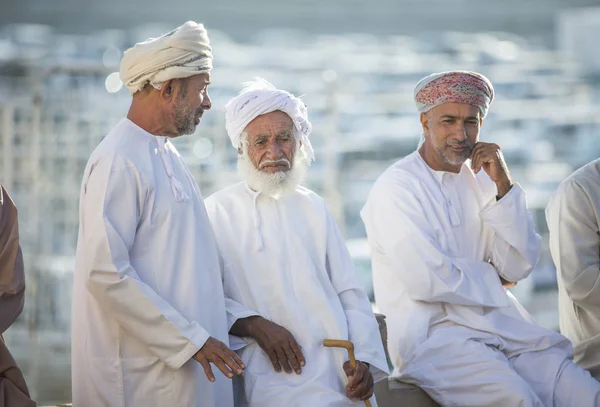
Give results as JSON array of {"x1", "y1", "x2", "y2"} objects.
[
  {"x1": 343, "y1": 360, "x2": 374, "y2": 401},
  {"x1": 470, "y1": 142, "x2": 513, "y2": 198},
  {"x1": 230, "y1": 316, "x2": 305, "y2": 374},
  {"x1": 193, "y1": 337, "x2": 245, "y2": 382}
]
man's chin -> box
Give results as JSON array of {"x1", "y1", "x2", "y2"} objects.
[{"x1": 444, "y1": 154, "x2": 469, "y2": 167}]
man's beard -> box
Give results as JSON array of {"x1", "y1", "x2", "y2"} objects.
[
  {"x1": 173, "y1": 98, "x2": 202, "y2": 136},
  {"x1": 237, "y1": 142, "x2": 309, "y2": 198},
  {"x1": 429, "y1": 130, "x2": 473, "y2": 167}
]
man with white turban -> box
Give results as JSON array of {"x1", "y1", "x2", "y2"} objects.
[
  {"x1": 72, "y1": 21, "x2": 244, "y2": 407},
  {"x1": 205, "y1": 78, "x2": 389, "y2": 406},
  {"x1": 361, "y1": 71, "x2": 600, "y2": 406}
]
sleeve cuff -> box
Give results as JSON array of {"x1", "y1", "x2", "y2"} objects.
[
  {"x1": 489, "y1": 233, "x2": 511, "y2": 278},
  {"x1": 166, "y1": 340, "x2": 203, "y2": 371},
  {"x1": 480, "y1": 182, "x2": 522, "y2": 216}
]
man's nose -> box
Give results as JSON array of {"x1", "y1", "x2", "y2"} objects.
[
  {"x1": 454, "y1": 123, "x2": 467, "y2": 141},
  {"x1": 266, "y1": 140, "x2": 283, "y2": 159},
  {"x1": 202, "y1": 92, "x2": 212, "y2": 111}
]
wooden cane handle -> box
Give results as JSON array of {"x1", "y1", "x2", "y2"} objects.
[{"x1": 323, "y1": 339, "x2": 372, "y2": 407}]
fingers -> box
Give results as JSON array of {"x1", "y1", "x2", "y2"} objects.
[
  {"x1": 470, "y1": 143, "x2": 500, "y2": 174},
  {"x1": 343, "y1": 360, "x2": 354, "y2": 378},
  {"x1": 228, "y1": 348, "x2": 246, "y2": 371},
  {"x1": 286, "y1": 339, "x2": 305, "y2": 374},
  {"x1": 345, "y1": 361, "x2": 365, "y2": 394},
  {"x1": 289, "y1": 339, "x2": 306, "y2": 368},
  {"x1": 196, "y1": 353, "x2": 216, "y2": 382},
  {"x1": 274, "y1": 347, "x2": 293, "y2": 374},
  {"x1": 347, "y1": 363, "x2": 374, "y2": 400},
  {"x1": 284, "y1": 345, "x2": 302, "y2": 374},
  {"x1": 195, "y1": 338, "x2": 245, "y2": 381},
  {"x1": 219, "y1": 346, "x2": 245, "y2": 376},
  {"x1": 470, "y1": 143, "x2": 483, "y2": 173},
  {"x1": 266, "y1": 348, "x2": 282, "y2": 373},
  {"x1": 210, "y1": 354, "x2": 235, "y2": 379}
]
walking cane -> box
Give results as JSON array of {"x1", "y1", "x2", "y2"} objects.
[{"x1": 323, "y1": 339, "x2": 373, "y2": 407}]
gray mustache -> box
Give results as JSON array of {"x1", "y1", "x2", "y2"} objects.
[{"x1": 259, "y1": 158, "x2": 290, "y2": 169}]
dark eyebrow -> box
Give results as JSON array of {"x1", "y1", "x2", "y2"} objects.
[{"x1": 440, "y1": 115, "x2": 479, "y2": 121}]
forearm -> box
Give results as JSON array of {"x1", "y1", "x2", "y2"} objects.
[{"x1": 495, "y1": 176, "x2": 513, "y2": 200}]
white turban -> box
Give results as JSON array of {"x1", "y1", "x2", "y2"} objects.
[
  {"x1": 120, "y1": 21, "x2": 213, "y2": 95},
  {"x1": 225, "y1": 78, "x2": 315, "y2": 162}
]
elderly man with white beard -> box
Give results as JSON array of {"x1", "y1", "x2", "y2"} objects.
[{"x1": 204, "y1": 78, "x2": 389, "y2": 407}]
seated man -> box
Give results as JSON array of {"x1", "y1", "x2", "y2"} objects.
[
  {"x1": 361, "y1": 71, "x2": 600, "y2": 407},
  {"x1": 205, "y1": 78, "x2": 389, "y2": 406},
  {"x1": 547, "y1": 158, "x2": 600, "y2": 380}
]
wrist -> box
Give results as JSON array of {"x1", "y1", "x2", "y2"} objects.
[
  {"x1": 231, "y1": 315, "x2": 261, "y2": 337},
  {"x1": 495, "y1": 179, "x2": 513, "y2": 199},
  {"x1": 241, "y1": 315, "x2": 263, "y2": 338}
]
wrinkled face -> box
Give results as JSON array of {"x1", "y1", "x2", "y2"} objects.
[
  {"x1": 171, "y1": 72, "x2": 212, "y2": 136},
  {"x1": 421, "y1": 102, "x2": 482, "y2": 170},
  {"x1": 243, "y1": 111, "x2": 296, "y2": 174}
]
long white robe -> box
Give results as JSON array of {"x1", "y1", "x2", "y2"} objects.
[
  {"x1": 205, "y1": 182, "x2": 389, "y2": 407},
  {"x1": 361, "y1": 151, "x2": 599, "y2": 406},
  {"x1": 547, "y1": 158, "x2": 600, "y2": 380},
  {"x1": 72, "y1": 119, "x2": 233, "y2": 407}
]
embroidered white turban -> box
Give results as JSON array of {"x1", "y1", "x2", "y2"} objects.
[
  {"x1": 414, "y1": 71, "x2": 495, "y2": 118},
  {"x1": 120, "y1": 21, "x2": 213, "y2": 95},
  {"x1": 225, "y1": 78, "x2": 315, "y2": 162}
]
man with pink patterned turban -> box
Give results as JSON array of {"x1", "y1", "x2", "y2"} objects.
[{"x1": 361, "y1": 71, "x2": 600, "y2": 406}]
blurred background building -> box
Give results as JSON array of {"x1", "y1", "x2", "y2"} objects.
[{"x1": 2, "y1": 0, "x2": 600, "y2": 404}]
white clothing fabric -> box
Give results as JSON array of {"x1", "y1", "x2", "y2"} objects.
[
  {"x1": 361, "y1": 151, "x2": 596, "y2": 406},
  {"x1": 120, "y1": 21, "x2": 213, "y2": 95},
  {"x1": 413, "y1": 325, "x2": 600, "y2": 407},
  {"x1": 224, "y1": 78, "x2": 314, "y2": 161},
  {"x1": 205, "y1": 183, "x2": 389, "y2": 407},
  {"x1": 547, "y1": 158, "x2": 600, "y2": 380},
  {"x1": 72, "y1": 119, "x2": 233, "y2": 407}
]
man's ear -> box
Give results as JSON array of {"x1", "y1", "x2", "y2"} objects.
[
  {"x1": 159, "y1": 79, "x2": 175, "y2": 101},
  {"x1": 420, "y1": 112, "x2": 430, "y2": 134}
]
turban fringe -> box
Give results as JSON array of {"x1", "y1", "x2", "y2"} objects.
[
  {"x1": 414, "y1": 71, "x2": 494, "y2": 118},
  {"x1": 120, "y1": 21, "x2": 213, "y2": 95},
  {"x1": 225, "y1": 79, "x2": 315, "y2": 162}
]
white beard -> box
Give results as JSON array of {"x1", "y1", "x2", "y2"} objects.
[{"x1": 237, "y1": 143, "x2": 309, "y2": 198}]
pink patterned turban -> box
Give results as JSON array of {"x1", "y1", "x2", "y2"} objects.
[{"x1": 414, "y1": 71, "x2": 494, "y2": 118}]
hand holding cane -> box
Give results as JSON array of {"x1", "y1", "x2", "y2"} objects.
[{"x1": 323, "y1": 339, "x2": 372, "y2": 407}]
